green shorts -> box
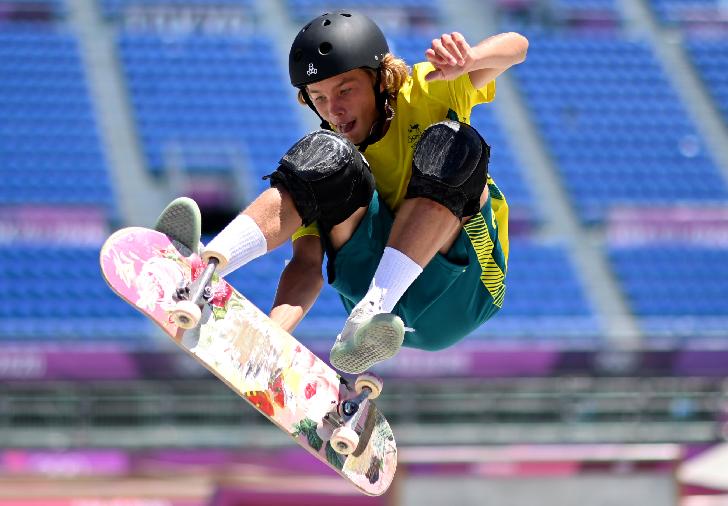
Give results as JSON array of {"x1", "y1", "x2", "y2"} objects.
[{"x1": 326, "y1": 187, "x2": 508, "y2": 351}]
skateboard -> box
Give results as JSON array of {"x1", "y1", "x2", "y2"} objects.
[{"x1": 99, "y1": 227, "x2": 397, "y2": 496}]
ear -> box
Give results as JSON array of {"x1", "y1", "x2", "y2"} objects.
[{"x1": 297, "y1": 88, "x2": 308, "y2": 106}]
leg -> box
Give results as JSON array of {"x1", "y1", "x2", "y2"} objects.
[
  {"x1": 364, "y1": 119, "x2": 490, "y2": 307},
  {"x1": 388, "y1": 182, "x2": 490, "y2": 263},
  {"x1": 204, "y1": 130, "x2": 374, "y2": 274},
  {"x1": 241, "y1": 186, "x2": 303, "y2": 251},
  {"x1": 328, "y1": 194, "x2": 407, "y2": 374},
  {"x1": 399, "y1": 180, "x2": 509, "y2": 350},
  {"x1": 328, "y1": 205, "x2": 370, "y2": 252},
  {"x1": 331, "y1": 121, "x2": 490, "y2": 372},
  {"x1": 387, "y1": 197, "x2": 461, "y2": 266}
]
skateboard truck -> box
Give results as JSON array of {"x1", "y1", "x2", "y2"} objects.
[
  {"x1": 171, "y1": 255, "x2": 223, "y2": 329},
  {"x1": 319, "y1": 372, "x2": 384, "y2": 455}
]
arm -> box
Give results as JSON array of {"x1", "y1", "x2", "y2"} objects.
[
  {"x1": 425, "y1": 31, "x2": 529, "y2": 88},
  {"x1": 269, "y1": 235, "x2": 324, "y2": 333}
]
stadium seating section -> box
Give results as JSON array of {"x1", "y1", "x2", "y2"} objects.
[
  {"x1": 0, "y1": 246, "x2": 149, "y2": 343},
  {"x1": 514, "y1": 35, "x2": 728, "y2": 224},
  {"x1": 686, "y1": 37, "x2": 728, "y2": 126},
  {"x1": 118, "y1": 33, "x2": 301, "y2": 192},
  {"x1": 609, "y1": 245, "x2": 728, "y2": 336},
  {"x1": 478, "y1": 239, "x2": 601, "y2": 341},
  {"x1": 0, "y1": 27, "x2": 116, "y2": 215}
]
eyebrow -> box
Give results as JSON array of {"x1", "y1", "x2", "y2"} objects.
[{"x1": 308, "y1": 77, "x2": 358, "y2": 96}]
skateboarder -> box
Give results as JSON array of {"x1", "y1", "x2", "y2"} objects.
[{"x1": 156, "y1": 11, "x2": 528, "y2": 374}]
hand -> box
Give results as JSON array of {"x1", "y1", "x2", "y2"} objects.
[{"x1": 425, "y1": 32, "x2": 474, "y2": 82}]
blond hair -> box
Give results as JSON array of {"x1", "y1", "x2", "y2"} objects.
[{"x1": 297, "y1": 53, "x2": 410, "y2": 106}]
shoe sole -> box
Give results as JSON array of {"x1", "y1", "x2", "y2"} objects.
[
  {"x1": 330, "y1": 313, "x2": 405, "y2": 374},
  {"x1": 154, "y1": 197, "x2": 202, "y2": 254}
]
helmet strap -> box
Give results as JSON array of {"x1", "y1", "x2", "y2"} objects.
[{"x1": 358, "y1": 68, "x2": 394, "y2": 152}]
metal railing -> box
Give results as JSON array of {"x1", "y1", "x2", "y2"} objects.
[{"x1": 0, "y1": 376, "x2": 725, "y2": 448}]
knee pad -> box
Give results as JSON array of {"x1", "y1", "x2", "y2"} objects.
[
  {"x1": 265, "y1": 130, "x2": 375, "y2": 229},
  {"x1": 406, "y1": 120, "x2": 490, "y2": 218}
]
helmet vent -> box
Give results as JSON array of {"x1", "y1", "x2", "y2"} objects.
[
  {"x1": 340, "y1": 12, "x2": 351, "y2": 17},
  {"x1": 322, "y1": 19, "x2": 331, "y2": 26},
  {"x1": 302, "y1": 22, "x2": 311, "y2": 32},
  {"x1": 319, "y1": 42, "x2": 332, "y2": 55}
]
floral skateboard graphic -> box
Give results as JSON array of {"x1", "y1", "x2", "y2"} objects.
[{"x1": 100, "y1": 227, "x2": 397, "y2": 496}]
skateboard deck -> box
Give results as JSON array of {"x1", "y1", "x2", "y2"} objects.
[{"x1": 99, "y1": 227, "x2": 397, "y2": 495}]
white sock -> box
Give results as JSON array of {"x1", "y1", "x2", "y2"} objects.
[
  {"x1": 363, "y1": 247, "x2": 423, "y2": 313},
  {"x1": 204, "y1": 214, "x2": 267, "y2": 276}
]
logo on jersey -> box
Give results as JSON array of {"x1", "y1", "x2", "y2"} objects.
[
  {"x1": 306, "y1": 63, "x2": 318, "y2": 76},
  {"x1": 407, "y1": 123, "x2": 422, "y2": 146}
]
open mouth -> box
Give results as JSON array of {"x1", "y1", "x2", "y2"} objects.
[{"x1": 337, "y1": 120, "x2": 356, "y2": 134}]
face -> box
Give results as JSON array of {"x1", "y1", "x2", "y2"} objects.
[{"x1": 306, "y1": 69, "x2": 378, "y2": 145}]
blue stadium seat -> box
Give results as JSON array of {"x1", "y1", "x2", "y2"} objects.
[
  {"x1": 471, "y1": 239, "x2": 600, "y2": 341},
  {"x1": 609, "y1": 244, "x2": 728, "y2": 336},
  {"x1": 0, "y1": 26, "x2": 117, "y2": 217},
  {"x1": 686, "y1": 37, "x2": 728, "y2": 126},
  {"x1": 0, "y1": 245, "x2": 150, "y2": 345},
  {"x1": 513, "y1": 35, "x2": 728, "y2": 223},
  {"x1": 117, "y1": 33, "x2": 302, "y2": 190}
]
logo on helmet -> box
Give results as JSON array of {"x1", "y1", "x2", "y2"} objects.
[{"x1": 306, "y1": 63, "x2": 318, "y2": 76}]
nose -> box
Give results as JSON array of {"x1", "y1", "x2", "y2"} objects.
[{"x1": 327, "y1": 96, "x2": 345, "y2": 118}]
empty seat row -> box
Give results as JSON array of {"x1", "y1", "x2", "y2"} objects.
[
  {"x1": 685, "y1": 37, "x2": 728, "y2": 125},
  {"x1": 118, "y1": 33, "x2": 303, "y2": 177},
  {"x1": 514, "y1": 35, "x2": 728, "y2": 224},
  {"x1": 0, "y1": 27, "x2": 117, "y2": 216},
  {"x1": 0, "y1": 245, "x2": 151, "y2": 344}
]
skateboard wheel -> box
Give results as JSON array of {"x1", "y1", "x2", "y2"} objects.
[
  {"x1": 171, "y1": 300, "x2": 201, "y2": 329},
  {"x1": 355, "y1": 372, "x2": 383, "y2": 400},
  {"x1": 316, "y1": 421, "x2": 334, "y2": 442},
  {"x1": 331, "y1": 426, "x2": 359, "y2": 455},
  {"x1": 201, "y1": 248, "x2": 229, "y2": 272}
]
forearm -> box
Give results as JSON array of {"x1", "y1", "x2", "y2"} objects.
[
  {"x1": 468, "y1": 32, "x2": 528, "y2": 88},
  {"x1": 470, "y1": 32, "x2": 529, "y2": 69},
  {"x1": 269, "y1": 258, "x2": 323, "y2": 333}
]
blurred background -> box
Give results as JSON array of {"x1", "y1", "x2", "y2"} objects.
[{"x1": 1, "y1": 0, "x2": 728, "y2": 504}]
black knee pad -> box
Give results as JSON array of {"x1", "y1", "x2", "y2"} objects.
[
  {"x1": 406, "y1": 120, "x2": 490, "y2": 218},
  {"x1": 265, "y1": 130, "x2": 375, "y2": 230}
]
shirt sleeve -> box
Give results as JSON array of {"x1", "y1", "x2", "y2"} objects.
[
  {"x1": 450, "y1": 65, "x2": 496, "y2": 112},
  {"x1": 411, "y1": 62, "x2": 496, "y2": 120}
]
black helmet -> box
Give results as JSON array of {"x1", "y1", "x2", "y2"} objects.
[{"x1": 289, "y1": 10, "x2": 389, "y2": 87}]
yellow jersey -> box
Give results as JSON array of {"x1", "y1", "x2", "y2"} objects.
[{"x1": 293, "y1": 62, "x2": 496, "y2": 241}]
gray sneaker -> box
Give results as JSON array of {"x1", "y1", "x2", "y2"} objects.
[
  {"x1": 330, "y1": 306, "x2": 405, "y2": 374},
  {"x1": 154, "y1": 197, "x2": 202, "y2": 255}
]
